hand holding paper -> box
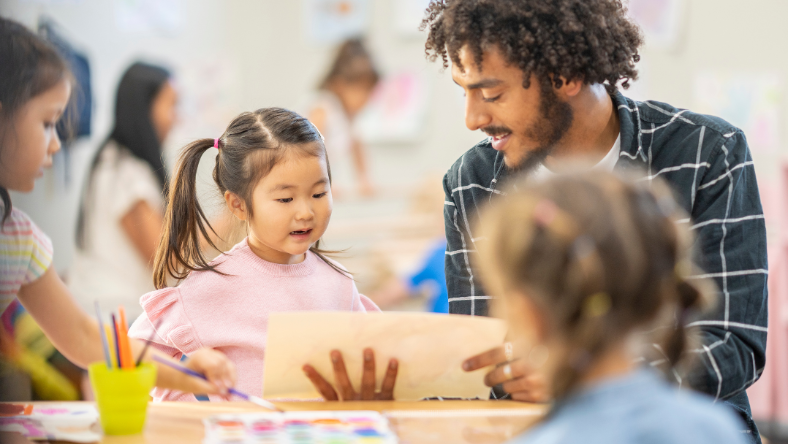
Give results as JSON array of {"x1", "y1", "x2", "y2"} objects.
[{"x1": 262, "y1": 312, "x2": 508, "y2": 401}]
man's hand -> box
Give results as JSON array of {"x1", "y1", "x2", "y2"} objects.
[
  {"x1": 463, "y1": 345, "x2": 549, "y2": 403},
  {"x1": 303, "y1": 348, "x2": 398, "y2": 401}
]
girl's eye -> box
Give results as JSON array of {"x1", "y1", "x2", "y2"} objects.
[
  {"x1": 313, "y1": 192, "x2": 328, "y2": 199},
  {"x1": 44, "y1": 121, "x2": 55, "y2": 129},
  {"x1": 483, "y1": 94, "x2": 502, "y2": 103},
  {"x1": 277, "y1": 198, "x2": 293, "y2": 203}
]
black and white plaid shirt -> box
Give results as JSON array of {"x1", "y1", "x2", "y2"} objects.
[{"x1": 443, "y1": 91, "x2": 768, "y2": 441}]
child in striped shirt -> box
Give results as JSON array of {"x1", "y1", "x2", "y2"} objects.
[{"x1": 0, "y1": 16, "x2": 235, "y2": 396}]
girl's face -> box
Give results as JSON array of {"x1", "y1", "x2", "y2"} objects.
[
  {"x1": 151, "y1": 80, "x2": 179, "y2": 144},
  {"x1": 0, "y1": 79, "x2": 71, "y2": 192},
  {"x1": 226, "y1": 150, "x2": 333, "y2": 265}
]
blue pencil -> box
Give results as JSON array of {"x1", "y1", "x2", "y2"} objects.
[
  {"x1": 94, "y1": 301, "x2": 112, "y2": 368},
  {"x1": 110, "y1": 313, "x2": 122, "y2": 369}
]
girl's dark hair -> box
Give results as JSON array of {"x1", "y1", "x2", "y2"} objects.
[
  {"x1": 76, "y1": 62, "x2": 170, "y2": 249},
  {"x1": 476, "y1": 172, "x2": 715, "y2": 400},
  {"x1": 0, "y1": 16, "x2": 71, "y2": 225},
  {"x1": 154, "y1": 107, "x2": 345, "y2": 289},
  {"x1": 319, "y1": 38, "x2": 379, "y2": 90}
]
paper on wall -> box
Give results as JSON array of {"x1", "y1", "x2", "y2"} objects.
[
  {"x1": 693, "y1": 72, "x2": 783, "y2": 155},
  {"x1": 303, "y1": 0, "x2": 372, "y2": 45},
  {"x1": 627, "y1": 0, "x2": 685, "y2": 50},
  {"x1": 262, "y1": 312, "x2": 508, "y2": 401}
]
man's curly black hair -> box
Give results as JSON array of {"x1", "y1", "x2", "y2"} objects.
[{"x1": 421, "y1": 0, "x2": 643, "y2": 95}]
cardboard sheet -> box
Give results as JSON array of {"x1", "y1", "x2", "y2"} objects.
[{"x1": 262, "y1": 312, "x2": 507, "y2": 401}]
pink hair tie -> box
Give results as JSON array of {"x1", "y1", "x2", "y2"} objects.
[{"x1": 213, "y1": 138, "x2": 220, "y2": 150}]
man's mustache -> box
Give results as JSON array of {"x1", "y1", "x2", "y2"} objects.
[{"x1": 482, "y1": 126, "x2": 513, "y2": 138}]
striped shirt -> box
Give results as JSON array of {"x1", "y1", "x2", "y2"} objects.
[
  {"x1": 1, "y1": 207, "x2": 53, "y2": 312},
  {"x1": 443, "y1": 92, "x2": 767, "y2": 441}
]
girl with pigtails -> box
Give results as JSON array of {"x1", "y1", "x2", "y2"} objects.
[
  {"x1": 474, "y1": 172, "x2": 747, "y2": 444},
  {"x1": 128, "y1": 108, "x2": 397, "y2": 402}
]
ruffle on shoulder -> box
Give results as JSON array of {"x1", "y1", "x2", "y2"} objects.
[{"x1": 128, "y1": 287, "x2": 202, "y2": 355}]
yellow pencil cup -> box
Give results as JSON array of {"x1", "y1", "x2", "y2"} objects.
[{"x1": 88, "y1": 362, "x2": 156, "y2": 435}]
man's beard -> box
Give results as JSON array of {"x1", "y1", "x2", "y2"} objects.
[{"x1": 503, "y1": 81, "x2": 575, "y2": 174}]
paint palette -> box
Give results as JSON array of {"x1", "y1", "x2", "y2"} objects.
[
  {"x1": 203, "y1": 411, "x2": 397, "y2": 443},
  {"x1": 0, "y1": 403, "x2": 100, "y2": 442}
]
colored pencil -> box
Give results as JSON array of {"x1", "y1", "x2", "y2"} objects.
[
  {"x1": 94, "y1": 301, "x2": 112, "y2": 368},
  {"x1": 117, "y1": 307, "x2": 134, "y2": 369},
  {"x1": 104, "y1": 325, "x2": 117, "y2": 369},
  {"x1": 151, "y1": 355, "x2": 283, "y2": 412},
  {"x1": 110, "y1": 313, "x2": 122, "y2": 369}
]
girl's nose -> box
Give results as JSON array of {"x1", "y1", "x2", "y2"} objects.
[
  {"x1": 49, "y1": 128, "x2": 62, "y2": 156},
  {"x1": 295, "y1": 201, "x2": 315, "y2": 220}
]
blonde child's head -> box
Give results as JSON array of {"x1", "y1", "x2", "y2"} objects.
[
  {"x1": 154, "y1": 108, "x2": 342, "y2": 288},
  {"x1": 0, "y1": 16, "x2": 72, "y2": 224},
  {"x1": 476, "y1": 171, "x2": 715, "y2": 398}
]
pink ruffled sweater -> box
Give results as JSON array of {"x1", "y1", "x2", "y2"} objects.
[{"x1": 127, "y1": 238, "x2": 379, "y2": 401}]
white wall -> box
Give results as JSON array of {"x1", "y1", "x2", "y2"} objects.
[{"x1": 3, "y1": 0, "x2": 788, "y2": 272}]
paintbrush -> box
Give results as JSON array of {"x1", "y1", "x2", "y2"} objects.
[
  {"x1": 151, "y1": 355, "x2": 283, "y2": 412},
  {"x1": 135, "y1": 316, "x2": 163, "y2": 367}
]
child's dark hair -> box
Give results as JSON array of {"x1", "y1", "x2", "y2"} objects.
[
  {"x1": 0, "y1": 16, "x2": 71, "y2": 225},
  {"x1": 476, "y1": 171, "x2": 715, "y2": 399},
  {"x1": 319, "y1": 38, "x2": 379, "y2": 90},
  {"x1": 153, "y1": 107, "x2": 345, "y2": 289}
]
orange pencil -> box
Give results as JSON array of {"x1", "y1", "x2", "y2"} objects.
[{"x1": 117, "y1": 307, "x2": 134, "y2": 369}]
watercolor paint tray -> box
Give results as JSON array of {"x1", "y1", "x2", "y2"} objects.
[
  {"x1": 0, "y1": 403, "x2": 100, "y2": 443},
  {"x1": 203, "y1": 411, "x2": 397, "y2": 444}
]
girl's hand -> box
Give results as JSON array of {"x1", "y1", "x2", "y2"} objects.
[
  {"x1": 303, "y1": 348, "x2": 398, "y2": 401},
  {"x1": 182, "y1": 348, "x2": 237, "y2": 397}
]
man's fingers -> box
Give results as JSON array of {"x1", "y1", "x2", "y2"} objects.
[
  {"x1": 501, "y1": 373, "x2": 549, "y2": 403},
  {"x1": 303, "y1": 364, "x2": 339, "y2": 401},
  {"x1": 330, "y1": 350, "x2": 357, "y2": 400},
  {"x1": 377, "y1": 358, "x2": 398, "y2": 400},
  {"x1": 484, "y1": 358, "x2": 528, "y2": 387},
  {"x1": 360, "y1": 348, "x2": 376, "y2": 400},
  {"x1": 463, "y1": 346, "x2": 508, "y2": 372},
  {"x1": 510, "y1": 389, "x2": 550, "y2": 403}
]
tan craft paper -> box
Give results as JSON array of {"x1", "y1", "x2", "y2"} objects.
[{"x1": 262, "y1": 312, "x2": 508, "y2": 401}]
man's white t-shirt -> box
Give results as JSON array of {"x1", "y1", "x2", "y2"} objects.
[
  {"x1": 532, "y1": 134, "x2": 621, "y2": 180},
  {"x1": 69, "y1": 141, "x2": 164, "y2": 319}
]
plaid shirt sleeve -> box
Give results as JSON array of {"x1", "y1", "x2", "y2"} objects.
[
  {"x1": 443, "y1": 170, "x2": 478, "y2": 315},
  {"x1": 678, "y1": 130, "x2": 768, "y2": 401}
]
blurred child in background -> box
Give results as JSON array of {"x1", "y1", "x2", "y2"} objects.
[
  {"x1": 71, "y1": 62, "x2": 176, "y2": 320},
  {"x1": 475, "y1": 172, "x2": 747, "y2": 444},
  {"x1": 0, "y1": 16, "x2": 235, "y2": 399},
  {"x1": 306, "y1": 38, "x2": 378, "y2": 197}
]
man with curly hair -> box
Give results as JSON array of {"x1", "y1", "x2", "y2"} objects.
[{"x1": 425, "y1": 0, "x2": 767, "y2": 440}]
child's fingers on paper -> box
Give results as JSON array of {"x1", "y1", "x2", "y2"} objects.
[
  {"x1": 360, "y1": 348, "x2": 376, "y2": 400},
  {"x1": 462, "y1": 345, "x2": 507, "y2": 371},
  {"x1": 377, "y1": 358, "x2": 398, "y2": 400},
  {"x1": 330, "y1": 350, "x2": 357, "y2": 400},
  {"x1": 302, "y1": 364, "x2": 339, "y2": 401}
]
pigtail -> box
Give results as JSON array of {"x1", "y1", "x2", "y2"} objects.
[
  {"x1": 0, "y1": 187, "x2": 11, "y2": 227},
  {"x1": 153, "y1": 139, "x2": 223, "y2": 289},
  {"x1": 310, "y1": 241, "x2": 352, "y2": 279}
]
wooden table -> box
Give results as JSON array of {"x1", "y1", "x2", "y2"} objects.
[{"x1": 5, "y1": 400, "x2": 546, "y2": 444}]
